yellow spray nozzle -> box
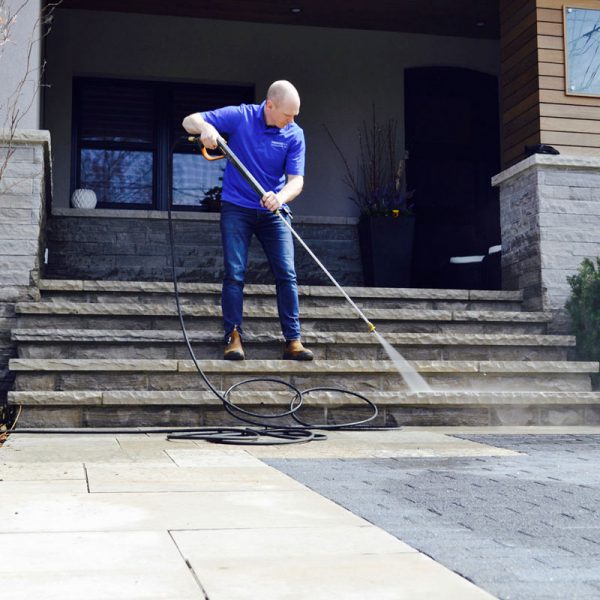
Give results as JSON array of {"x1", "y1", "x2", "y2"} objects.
[{"x1": 367, "y1": 322, "x2": 376, "y2": 333}]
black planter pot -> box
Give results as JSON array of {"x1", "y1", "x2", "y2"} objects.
[{"x1": 358, "y1": 215, "x2": 415, "y2": 287}]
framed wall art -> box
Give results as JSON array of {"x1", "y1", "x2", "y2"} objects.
[{"x1": 564, "y1": 6, "x2": 600, "y2": 96}]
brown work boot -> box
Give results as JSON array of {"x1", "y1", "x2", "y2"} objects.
[
  {"x1": 224, "y1": 329, "x2": 244, "y2": 360},
  {"x1": 283, "y1": 339, "x2": 314, "y2": 361}
]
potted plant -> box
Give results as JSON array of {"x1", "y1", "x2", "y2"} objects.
[{"x1": 326, "y1": 111, "x2": 415, "y2": 287}]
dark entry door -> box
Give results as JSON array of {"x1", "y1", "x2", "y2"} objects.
[{"x1": 404, "y1": 67, "x2": 500, "y2": 288}]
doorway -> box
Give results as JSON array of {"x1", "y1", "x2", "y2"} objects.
[{"x1": 404, "y1": 67, "x2": 501, "y2": 289}]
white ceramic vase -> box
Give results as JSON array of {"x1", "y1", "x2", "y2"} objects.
[{"x1": 71, "y1": 188, "x2": 97, "y2": 209}]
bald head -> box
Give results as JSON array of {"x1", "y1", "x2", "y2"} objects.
[
  {"x1": 264, "y1": 80, "x2": 301, "y2": 129},
  {"x1": 267, "y1": 80, "x2": 300, "y2": 106}
]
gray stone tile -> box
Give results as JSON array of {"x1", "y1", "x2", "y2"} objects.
[
  {"x1": 0, "y1": 531, "x2": 201, "y2": 599},
  {"x1": 172, "y1": 525, "x2": 416, "y2": 559},
  {"x1": 0, "y1": 461, "x2": 85, "y2": 480},
  {"x1": 0, "y1": 489, "x2": 365, "y2": 532},
  {"x1": 0, "y1": 480, "x2": 88, "y2": 493},
  {"x1": 86, "y1": 464, "x2": 302, "y2": 492},
  {"x1": 185, "y1": 552, "x2": 495, "y2": 600}
]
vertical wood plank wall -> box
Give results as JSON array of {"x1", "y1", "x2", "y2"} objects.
[
  {"x1": 501, "y1": 0, "x2": 600, "y2": 167},
  {"x1": 500, "y1": 0, "x2": 540, "y2": 167}
]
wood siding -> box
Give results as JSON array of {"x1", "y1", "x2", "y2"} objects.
[
  {"x1": 537, "y1": 0, "x2": 600, "y2": 157},
  {"x1": 501, "y1": 0, "x2": 600, "y2": 166},
  {"x1": 500, "y1": 0, "x2": 540, "y2": 167}
]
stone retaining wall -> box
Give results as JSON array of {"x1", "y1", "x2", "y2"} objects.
[
  {"x1": 0, "y1": 130, "x2": 50, "y2": 401},
  {"x1": 493, "y1": 155, "x2": 600, "y2": 332},
  {"x1": 44, "y1": 209, "x2": 363, "y2": 286}
]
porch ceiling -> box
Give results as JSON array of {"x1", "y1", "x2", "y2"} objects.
[{"x1": 56, "y1": 0, "x2": 499, "y2": 39}]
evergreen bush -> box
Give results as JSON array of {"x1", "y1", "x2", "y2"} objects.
[{"x1": 567, "y1": 258, "x2": 600, "y2": 389}]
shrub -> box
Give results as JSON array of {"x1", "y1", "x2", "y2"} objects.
[{"x1": 566, "y1": 257, "x2": 600, "y2": 388}]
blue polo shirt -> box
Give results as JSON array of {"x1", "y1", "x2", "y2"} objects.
[{"x1": 201, "y1": 101, "x2": 305, "y2": 210}]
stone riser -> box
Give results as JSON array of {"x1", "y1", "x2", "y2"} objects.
[
  {"x1": 13, "y1": 370, "x2": 592, "y2": 393},
  {"x1": 13, "y1": 402, "x2": 600, "y2": 429},
  {"x1": 44, "y1": 218, "x2": 364, "y2": 286},
  {"x1": 40, "y1": 292, "x2": 523, "y2": 313},
  {"x1": 16, "y1": 341, "x2": 571, "y2": 362},
  {"x1": 16, "y1": 315, "x2": 549, "y2": 335}
]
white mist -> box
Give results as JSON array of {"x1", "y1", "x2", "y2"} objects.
[{"x1": 372, "y1": 329, "x2": 431, "y2": 393}]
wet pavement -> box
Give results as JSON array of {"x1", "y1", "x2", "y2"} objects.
[{"x1": 267, "y1": 433, "x2": 600, "y2": 600}]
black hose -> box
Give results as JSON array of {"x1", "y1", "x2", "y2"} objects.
[{"x1": 165, "y1": 137, "x2": 385, "y2": 444}]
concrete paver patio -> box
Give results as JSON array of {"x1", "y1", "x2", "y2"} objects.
[{"x1": 0, "y1": 429, "x2": 504, "y2": 599}]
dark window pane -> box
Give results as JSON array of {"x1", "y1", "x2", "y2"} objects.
[
  {"x1": 172, "y1": 153, "x2": 224, "y2": 206},
  {"x1": 80, "y1": 149, "x2": 153, "y2": 204},
  {"x1": 79, "y1": 81, "x2": 155, "y2": 144},
  {"x1": 170, "y1": 84, "x2": 254, "y2": 144},
  {"x1": 73, "y1": 77, "x2": 254, "y2": 210}
]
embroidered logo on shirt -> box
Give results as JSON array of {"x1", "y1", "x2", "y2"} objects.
[{"x1": 271, "y1": 141, "x2": 288, "y2": 149}]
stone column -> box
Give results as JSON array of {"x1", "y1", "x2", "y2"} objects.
[
  {"x1": 492, "y1": 155, "x2": 600, "y2": 331},
  {"x1": 0, "y1": 130, "x2": 50, "y2": 401}
]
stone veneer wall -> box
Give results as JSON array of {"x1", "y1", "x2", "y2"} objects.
[
  {"x1": 44, "y1": 209, "x2": 363, "y2": 286},
  {"x1": 493, "y1": 155, "x2": 600, "y2": 332},
  {"x1": 0, "y1": 130, "x2": 50, "y2": 402}
]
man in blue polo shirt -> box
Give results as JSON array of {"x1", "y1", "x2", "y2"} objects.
[{"x1": 182, "y1": 80, "x2": 313, "y2": 361}]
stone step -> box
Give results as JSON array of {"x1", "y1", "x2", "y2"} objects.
[
  {"x1": 8, "y1": 389, "x2": 600, "y2": 428},
  {"x1": 10, "y1": 358, "x2": 598, "y2": 393},
  {"x1": 11, "y1": 281, "x2": 595, "y2": 428},
  {"x1": 12, "y1": 329, "x2": 576, "y2": 362},
  {"x1": 15, "y1": 302, "x2": 551, "y2": 334},
  {"x1": 38, "y1": 279, "x2": 524, "y2": 311}
]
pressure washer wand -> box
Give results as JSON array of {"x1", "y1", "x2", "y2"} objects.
[{"x1": 190, "y1": 135, "x2": 376, "y2": 334}]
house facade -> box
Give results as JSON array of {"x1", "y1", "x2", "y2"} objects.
[{"x1": 2, "y1": 0, "x2": 600, "y2": 402}]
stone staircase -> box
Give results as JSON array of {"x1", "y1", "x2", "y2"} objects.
[{"x1": 7, "y1": 279, "x2": 600, "y2": 428}]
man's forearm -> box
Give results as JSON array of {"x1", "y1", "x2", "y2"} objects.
[
  {"x1": 261, "y1": 175, "x2": 303, "y2": 212},
  {"x1": 182, "y1": 113, "x2": 219, "y2": 149},
  {"x1": 182, "y1": 113, "x2": 206, "y2": 135},
  {"x1": 277, "y1": 176, "x2": 304, "y2": 205}
]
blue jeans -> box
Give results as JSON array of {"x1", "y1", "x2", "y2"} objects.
[{"x1": 220, "y1": 201, "x2": 301, "y2": 342}]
